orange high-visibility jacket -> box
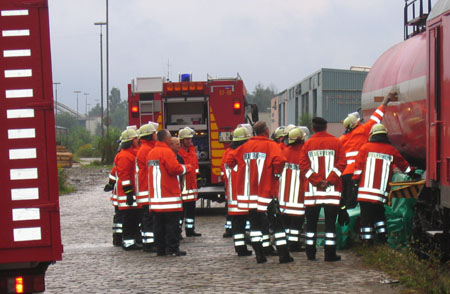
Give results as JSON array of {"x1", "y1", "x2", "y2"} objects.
[
  {"x1": 221, "y1": 148, "x2": 248, "y2": 216},
  {"x1": 299, "y1": 131, "x2": 346, "y2": 207},
  {"x1": 178, "y1": 146, "x2": 199, "y2": 202},
  {"x1": 114, "y1": 148, "x2": 139, "y2": 210},
  {"x1": 147, "y1": 141, "x2": 187, "y2": 212},
  {"x1": 109, "y1": 157, "x2": 118, "y2": 206},
  {"x1": 339, "y1": 105, "x2": 386, "y2": 175},
  {"x1": 352, "y1": 142, "x2": 412, "y2": 204},
  {"x1": 135, "y1": 139, "x2": 156, "y2": 207},
  {"x1": 279, "y1": 143, "x2": 305, "y2": 216},
  {"x1": 226, "y1": 136, "x2": 286, "y2": 212}
]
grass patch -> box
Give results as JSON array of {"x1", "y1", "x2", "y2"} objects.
[
  {"x1": 58, "y1": 167, "x2": 75, "y2": 195},
  {"x1": 353, "y1": 244, "x2": 450, "y2": 293}
]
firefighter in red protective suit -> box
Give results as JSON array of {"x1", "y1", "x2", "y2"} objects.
[
  {"x1": 222, "y1": 126, "x2": 252, "y2": 256},
  {"x1": 147, "y1": 129, "x2": 191, "y2": 256},
  {"x1": 278, "y1": 126, "x2": 307, "y2": 252},
  {"x1": 272, "y1": 126, "x2": 287, "y2": 150},
  {"x1": 115, "y1": 128, "x2": 141, "y2": 250},
  {"x1": 178, "y1": 127, "x2": 201, "y2": 237},
  {"x1": 299, "y1": 117, "x2": 346, "y2": 261},
  {"x1": 339, "y1": 93, "x2": 393, "y2": 208},
  {"x1": 352, "y1": 124, "x2": 415, "y2": 244},
  {"x1": 227, "y1": 121, "x2": 293, "y2": 264},
  {"x1": 104, "y1": 159, "x2": 121, "y2": 246},
  {"x1": 135, "y1": 122, "x2": 158, "y2": 252}
]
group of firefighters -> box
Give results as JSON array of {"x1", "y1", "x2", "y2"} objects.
[
  {"x1": 105, "y1": 91, "x2": 416, "y2": 263},
  {"x1": 105, "y1": 123, "x2": 201, "y2": 256}
]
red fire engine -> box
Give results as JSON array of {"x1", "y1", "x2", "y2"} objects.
[
  {"x1": 0, "y1": 0, "x2": 63, "y2": 293},
  {"x1": 362, "y1": 0, "x2": 449, "y2": 258},
  {"x1": 128, "y1": 74, "x2": 258, "y2": 201}
]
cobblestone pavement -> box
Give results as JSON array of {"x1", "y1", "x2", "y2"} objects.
[{"x1": 45, "y1": 166, "x2": 401, "y2": 293}]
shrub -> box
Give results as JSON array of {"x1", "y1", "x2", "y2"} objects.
[{"x1": 58, "y1": 167, "x2": 74, "y2": 195}]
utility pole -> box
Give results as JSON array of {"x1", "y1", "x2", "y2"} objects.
[
  {"x1": 84, "y1": 93, "x2": 89, "y2": 115},
  {"x1": 94, "y1": 22, "x2": 106, "y2": 138},
  {"x1": 74, "y1": 90, "x2": 81, "y2": 118},
  {"x1": 106, "y1": 0, "x2": 110, "y2": 132},
  {"x1": 53, "y1": 82, "x2": 61, "y2": 117}
]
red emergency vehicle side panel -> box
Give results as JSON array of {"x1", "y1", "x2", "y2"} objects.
[{"x1": 0, "y1": 0, "x2": 62, "y2": 263}]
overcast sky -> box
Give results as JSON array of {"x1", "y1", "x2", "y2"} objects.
[{"x1": 48, "y1": 0, "x2": 420, "y2": 113}]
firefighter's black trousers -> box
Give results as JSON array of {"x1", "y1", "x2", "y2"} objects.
[{"x1": 153, "y1": 211, "x2": 180, "y2": 254}]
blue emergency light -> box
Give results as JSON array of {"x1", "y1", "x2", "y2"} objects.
[{"x1": 180, "y1": 73, "x2": 191, "y2": 82}]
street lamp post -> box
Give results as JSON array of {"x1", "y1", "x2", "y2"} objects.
[
  {"x1": 53, "y1": 82, "x2": 61, "y2": 117},
  {"x1": 106, "y1": 0, "x2": 110, "y2": 132},
  {"x1": 84, "y1": 93, "x2": 89, "y2": 115},
  {"x1": 94, "y1": 21, "x2": 106, "y2": 138},
  {"x1": 74, "y1": 90, "x2": 81, "y2": 118}
]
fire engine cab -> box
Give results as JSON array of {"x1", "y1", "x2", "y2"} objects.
[{"x1": 128, "y1": 74, "x2": 258, "y2": 202}]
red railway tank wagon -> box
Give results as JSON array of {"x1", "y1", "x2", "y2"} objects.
[{"x1": 362, "y1": 0, "x2": 449, "y2": 259}]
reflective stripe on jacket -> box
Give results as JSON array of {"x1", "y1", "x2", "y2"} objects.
[
  {"x1": 279, "y1": 143, "x2": 305, "y2": 216},
  {"x1": 114, "y1": 148, "x2": 138, "y2": 210},
  {"x1": 352, "y1": 142, "x2": 412, "y2": 204},
  {"x1": 147, "y1": 141, "x2": 186, "y2": 212},
  {"x1": 299, "y1": 131, "x2": 345, "y2": 207},
  {"x1": 226, "y1": 136, "x2": 286, "y2": 212},
  {"x1": 178, "y1": 145, "x2": 199, "y2": 202},
  {"x1": 339, "y1": 105, "x2": 386, "y2": 175}
]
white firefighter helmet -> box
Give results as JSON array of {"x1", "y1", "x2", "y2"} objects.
[
  {"x1": 298, "y1": 126, "x2": 310, "y2": 140},
  {"x1": 288, "y1": 127, "x2": 305, "y2": 144},
  {"x1": 138, "y1": 123, "x2": 157, "y2": 138},
  {"x1": 283, "y1": 124, "x2": 297, "y2": 136},
  {"x1": 273, "y1": 126, "x2": 285, "y2": 139},
  {"x1": 343, "y1": 112, "x2": 361, "y2": 129},
  {"x1": 238, "y1": 123, "x2": 253, "y2": 137},
  {"x1": 370, "y1": 123, "x2": 388, "y2": 137},
  {"x1": 120, "y1": 128, "x2": 138, "y2": 143},
  {"x1": 178, "y1": 126, "x2": 195, "y2": 140},
  {"x1": 148, "y1": 121, "x2": 159, "y2": 131},
  {"x1": 232, "y1": 126, "x2": 251, "y2": 141}
]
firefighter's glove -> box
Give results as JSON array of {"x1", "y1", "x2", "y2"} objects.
[
  {"x1": 123, "y1": 185, "x2": 134, "y2": 206},
  {"x1": 104, "y1": 181, "x2": 115, "y2": 192},
  {"x1": 338, "y1": 206, "x2": 350, "y2": 226}
]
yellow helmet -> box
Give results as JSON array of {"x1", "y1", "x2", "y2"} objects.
[
  {"x1": 178, "y1": 127, "x2": 195, "y2": 139},
  {"x1": 138, "y1": 123, "x2": 157, "y2": 138},
  {"x1": 288, "y1": 127, "x2": 305, "y2": 144},
  {"x1": 343, "y1": 112, "x2": 360, "y2": 129},
  {"x1": 273, "y1": 126, "x2": 285, "y2": 139},
  {"x1": 120, "y1": 128, "x2": 138, "y2": 143},
  {"x1": 232, "y1": 127, "x2": 250, "y2": 141},
  {"x1": 370, "y1": 123, "x2": 388, "y2": 137},
  {"x1": 237, "y1": 123, "x2": 253, "y2": 137},
  {"x1": 148, "y1": 121, "x2": 159, "y2": 131},
  {"x1": 283, "y1": 124, "x2": 296, "y2": 136}
]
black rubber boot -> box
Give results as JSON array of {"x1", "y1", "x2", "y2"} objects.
[
  {"x1": 113, "y1": 234, "x2": 122, "y2": 247},
  {"x1": 142, "y1": 244, "x2": 156, "y2": 253},
  {"x1": 122, "y1": 243, "x2": 142, "y2": 251},
  {"x1": 186, "y1": 229, "x2": 202, "y2": 237},
  {"x1": 377, "y1": 233, "x2": 387, "y2": 244},
  {"x1": 236, "y1": 248, "x2": 253, "y2": 256},
  {"x1": 306, "y1": 245, "x2": 316, "y2": 261},
  {"x1": 252, "y1": 243, "x2": 267, "y2": 264},
  {"x1": 277, "y1": 245, "x2": 294, "y2": 264},
  {"x1": 324, "y1": 246, "x2": 341, "y2": 262},
  {"x1": 223, "y1": 229, "x2": 232, "y2": 238}
]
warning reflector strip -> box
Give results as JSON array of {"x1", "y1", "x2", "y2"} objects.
[
  {"x1": 388, "y1": 180, "x2": 425, "y2": 205},
  {"x1": 13, "y1": 227, "x2": 41, "y2": 242},
  {"x1": 11, "y1": 188, "x2": 39, "y2": 201}
]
